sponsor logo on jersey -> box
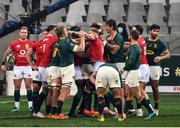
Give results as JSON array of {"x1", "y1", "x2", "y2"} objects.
[
  {"x1": 25, "y1": 44, "x2": 29, "y2": 49},
  {"x1": 147, "y1": 50, "x2": 154, "y2": 55}
]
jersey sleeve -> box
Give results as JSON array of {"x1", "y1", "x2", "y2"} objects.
[
  {"x1": 124, "y1": 46, "x2": 137, "y2": 70},
  {"x1": 114, "y1": 33, "x2": 124, "y2": 46},
  {"x1": 159, "y1": 40, "x2": 167, "y2": 53}
]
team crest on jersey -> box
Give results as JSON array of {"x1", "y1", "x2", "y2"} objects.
[
  {"x1": 25, "y1": 44, "x2": 30, "y2": 49},
  {"x1": 17, "y1": 45, "x2": 20, "y2": 48},
  {"x1": 154, "y1": 44, "x2": 157, "y2": 48}
]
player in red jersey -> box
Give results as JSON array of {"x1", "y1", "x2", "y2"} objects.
[
  {"x1": 82, "y1": 23, "x2": 104, "y2": 116},
  {"x1": 28, "y1": 28, "x2": 48, "y2": 118},
  {"x1": 1, "y1": 26, "x2": 33, "y2": 112},
  {"x1": 132, "y1": 25, "x2": 152, "y2": 116},
  {"x1": 26, "y1": 25, "x2": 57, "y2": 117}
]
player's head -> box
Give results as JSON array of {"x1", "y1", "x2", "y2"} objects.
[
  {"x1": 55, "y1": 25, "x2": 68, "y2": 38},
  {"x1": 46, "y1": 25, "x2": 56, "y2": 35},
  {"x1": 149, "y1": 24, "x2": 160, "y2": 40},
  {"x1": 89, "y1": 22, "x2": 101, "y2": 35},
  {"x1": 105, "y1": 19, "x2": 117, "y2": 33},
  {"x1": 129, "y1": 30, "x2": 139, "y2": 42},
  {"x1": 19, "y1": 26, "x2": 28, "y2": 40},
  {"x1": 132, "y1": 25, "x2": 143, "y2": 35},
  {"x1": 117, "y1": 22, "x2": 128, "y2": 41},
  {"x1": 42, "y1": 28, "x2": 48, "y2": 38}
]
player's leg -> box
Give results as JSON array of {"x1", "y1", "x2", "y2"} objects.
[
  {"x1": 150, "y1": 66, "x2": 161, "y2": 116},
  {"x1": 68, "y1": 79, "x2": 85, "y2": 117},
  {"x1": 24, "y1": 78, "x2": 33, "y2": 112},
  {"x1": 127, "y1": 70, "x2": 155, "y2": 119},
  {"x1": 11, "y1": 66, "x2": 23, "y2": 112},
  {"x1": 69, "y1": 65, "x2": 85, "y2": 117},
  {"x1": 23, "y1": 66, "x2": 34, "y2": 112}
]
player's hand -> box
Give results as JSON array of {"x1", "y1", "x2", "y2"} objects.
[
  {"x1": 1, "y1": 65, "x2": 7, "y2": 72},
  {"x1": 78, "y1": 31, "x2": 86, "y2": 37},
  {"x1": 154, "y1": 56, "x2": 161, "y2": 63},
  {"x1": 31, "y1": 64, "x2": 38, "y2": 70}
]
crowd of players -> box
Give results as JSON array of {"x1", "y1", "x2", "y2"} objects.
[{"x1": 0, "y1": 19, "x2": 170, "y2": 121}]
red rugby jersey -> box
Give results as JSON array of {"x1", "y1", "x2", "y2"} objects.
[
  {"x1": 88, "y1": 35, "x2": 104, "y2": 62},
  {"x1": 10, "y1": 39, "x2": 33, "y2": 66},
  {"x1": 137, "y1": 36, "x2": 148, "y2": 64}
]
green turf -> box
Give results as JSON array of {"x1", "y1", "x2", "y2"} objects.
[{"x1": 0, "y1": 94, "x2": 180, "y2": 127}]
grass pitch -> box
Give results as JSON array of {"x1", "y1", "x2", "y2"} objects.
[{"x1": 0, "y1": 94, "x2": 180, "y2": 127}]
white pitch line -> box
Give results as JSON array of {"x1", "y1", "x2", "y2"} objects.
[{"x1": 0, "y1": 100, "x2": 27, "y2": 104}]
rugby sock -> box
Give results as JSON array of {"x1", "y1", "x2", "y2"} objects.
[
  {"x1": 129, "y1": 100, "x2": 134, "y2": 110},
  {"x1": 124, "y1": 100, "x2": 131, "y2": 113},
  {"x1": 140, "y1": 98, "x2": 153, "y2": 113},
  {"x1": 104, "y1": 91, "x2": 113, "y2": 108},
  {"x1": 51, "y1": 107, "x2": 57, "y2": 115},
  {"x1": 84, "y1": 92, "x2": 91, "y2": 110},
  {"x1": 136, "y1": 102, "x2": 142, "y2": 109},
  {"x1": 78, "y1": 95, "x2": 85, "y2": 113},
  {"x1": 57, "y1": 100, "x2": 64, "y2": 114},
  {"x1": 14, "y1": 90, "x2": 20, "y2": 108},
  {"x1": 32, "y1": 91, "x2": 39, "y2": 113},
  {"x1": 114, "y1": 98, "x2": 122, "y2": 115},
  {"x1": 15, "y1": 102, "x2": 20, "y2": 109},
  {"x1": 27, "y1": 89, "x2": 33, "y2": 108},
  {"x1": 97, "y1": 97, "x2": 106, "y2": 114},
  {"x1": 154, "y1": 102, "x2": 159, "y2": 109},
  {"x1": 45, "y1": 105, "x2": 51, "y2": 115},
  {"x1": 38, "y1": 92, "x2": 47, "y2": 109},
  {"x1": 146, "y1": 99, "x2": 150, "y2": 104},
  {"x1": 69, "y1": 92, "x2": 83, "y2": 114},
  {"x1": 93, "y1": 93, "x2": 98, "y2": 111}
]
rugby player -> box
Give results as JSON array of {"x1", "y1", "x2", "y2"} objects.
[
  {"x1": 146, "y1": 24, "x2": 170, "y2": 116},
  {"x1": 1, "y1": 26, "x2": 33, "y2": 112}
]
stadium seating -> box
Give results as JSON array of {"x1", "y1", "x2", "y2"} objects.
[
  {"x1": 148, "y1": 0, "x2": 167, "y2": 5},
  {"x1": 1, "y1": 0, "x2": 180, "y2": 53},
  {"x1": 129, "y1": 0, "x2": 148, "y2": 5},
  {"x1": 86, "y1": 13, "x2": 103, "y2": 25},
  {"x1": 88, "y1": 1, "x2": 106, "y2": 16}
]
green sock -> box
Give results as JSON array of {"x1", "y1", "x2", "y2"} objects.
[
  {"x1": 69, "y1": 92, "x2": 83, "y2": 114},
  {"x1": 14, "y1": 90, "x2": 20, "y2": 102}
]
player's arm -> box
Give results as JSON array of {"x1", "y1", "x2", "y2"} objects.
[
  {"x1": 73, "y1": 31, "x2": 86, "y2": 52},
  {"x1": 25, "y1": 48, "x2": 38, "y2": 70},
  {"x1": 84, "y1": 32, "x2": 95, "y2": 40},
  {"x1": 124, "y1": 41, "x2": 131, "y2": 51},
  {"x1": 154, "y1": 50, "x2": 170, "y2": 63},
  {"x1": 123, "y1": 49, "x2": 136, "y2": 71},
  {"x1": 1, "y1": 47, "x2": 13, "y2": 72},
  {"x1": 110, "y1": 40, "x2": 121, "y2": 54},
  {"x1": 89, "y1": 72, "x2": 96, "y2": 85}
]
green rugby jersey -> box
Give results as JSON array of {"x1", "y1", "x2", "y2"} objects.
[
  {"x1": 124, "y1": 43, "x2": 140, "y2": 70},
  {"x1": 145, "y1": 38, "x2": 167, "y2": 66},
  {"x1": 48, "y1": 43, "x2": 61, "y2": 67},
  {"x1": 57, "y1": 37, "x2": 75, "y2": 67},
  {"x1": 107, "y1": 32, "x2": 125, "y2": 63}
]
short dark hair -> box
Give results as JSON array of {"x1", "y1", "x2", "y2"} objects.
[
  {"x1": 130, "y1": 30, "x2": 139, "y2": 41},
  {"x1": 134, "y1": 25, "x2": 143, "y2": 35},
  {"x1": 149, "y1": 24, "x2": 160, "y2": 31},
  {"x1": 20, "y1": 26, "x2": 28, "y2": 31},
  {"x1": 55, "y1": 25, "x2": 66, "y2": 38},
  {"x1": 90, "y1": 22, "x2": 101, "y2": 33},
  {"x1": 105, "y1": 19, "x2": 117, "y2": 30},
  {"x1": 47, "y1": 25, "x2": 56, "y2": 32}
]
